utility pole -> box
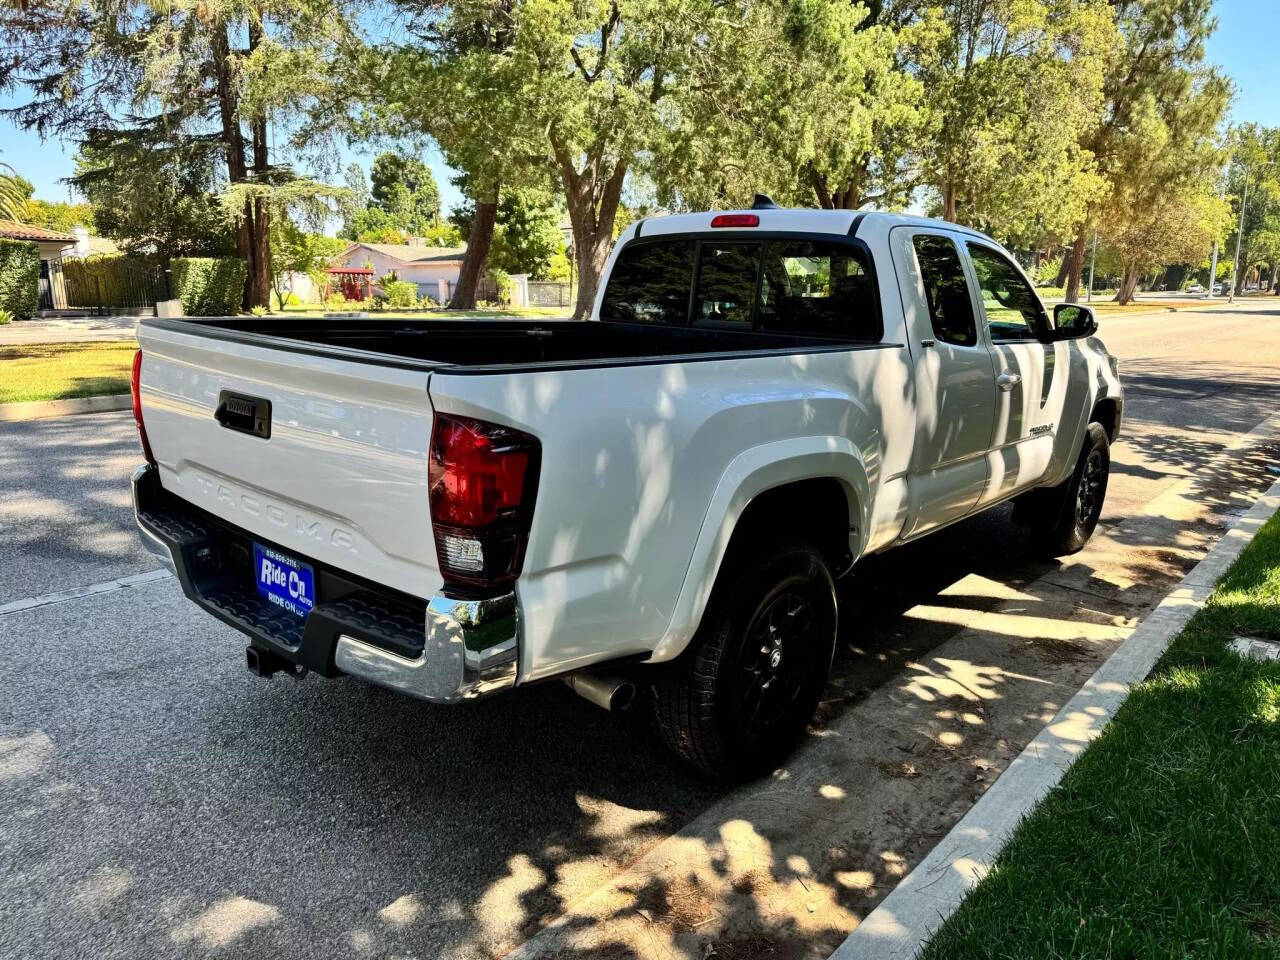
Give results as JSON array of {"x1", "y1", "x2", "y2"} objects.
[
  {"x1": 1086, "y1": 231, "x2": 1098, "y2": 303},
  {"x1": 1229, "y1": 177, "x2": 1248, "y2": 305}
]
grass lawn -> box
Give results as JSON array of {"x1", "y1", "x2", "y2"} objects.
[
  {"x1": 0, "y1": 341, "x2": 136, "y2": 404},
  {"x1": 921, "y1": 511, "x2": 1280, "y2": 960}
]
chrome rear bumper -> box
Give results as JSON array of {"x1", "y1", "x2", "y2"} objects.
[{"x1": 334, "y1": 593, "x2": 518, "y2": 702}]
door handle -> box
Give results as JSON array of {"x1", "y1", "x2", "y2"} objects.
[
  {"x1": 997, "y1": 372, "x2": 1021, "y2": 392},
  {"x1": 920, "y1": 338, "x2": 936, "y2": 348}
]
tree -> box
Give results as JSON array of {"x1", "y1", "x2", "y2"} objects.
[
  {"x1": 72, "y1": 134, "x2": 234, "y2": 261},
  {"x1": 1101, "y1": 182, "x2": 1228, "y2": 302},
  {"x1": 370, "y1": 150, "x2": 442, "y2": 229},
  {"x1": 1, "y1": 0, "x2": 362, "y2": 308},
  {"x1": 1223, "y1": 125, "x2": 1280, "y2": 295},
  {"x1": 452, "y1": 184, "x2": 566, "y2": 278},
  {"x1": 907, "y1": 0, "x2": 1113, "y2": 250},
  {"x1": 0, "y1": 153, "x2": 29, "y2": 222},
  {"x1": 1060, "y1": 0, "x2": 1229, "y2": 302},
  {"x1": 269, "y1": 217, "x2": 346, "y2": 308}
]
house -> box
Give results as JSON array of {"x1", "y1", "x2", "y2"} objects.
[
  {"x1": 0, "y1": 219, "x2": 76, "y2": 310},
  {"x1": 330, "y1": 241, "x2": 468, "y2": 302}
]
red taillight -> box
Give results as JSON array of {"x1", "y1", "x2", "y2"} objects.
[
  {"x1": 429, "y1": 413, "x2": 539, "y2": 587},
  {"x1": 710, "y1": 213, "x2": 759, "y2": 228},
  {"x1": 130, "y1": 349, "x2": 155, "y2": 465}
]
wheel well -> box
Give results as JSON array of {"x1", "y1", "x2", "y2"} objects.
[
  {"x1": 727, "y1": 478, "x2": 853, "y2": 576},
  {"x1": 1091, "y1": 398, "x2": 1120, "y2": 442}
]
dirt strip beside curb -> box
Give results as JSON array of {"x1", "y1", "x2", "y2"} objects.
[{"x1": 830, "y1": 472, "x2": 1280, "y2": 960}]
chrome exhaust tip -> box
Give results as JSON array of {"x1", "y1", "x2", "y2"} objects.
[{"x1": 564, "y1": 672, "x2": 637, "y2": 712}]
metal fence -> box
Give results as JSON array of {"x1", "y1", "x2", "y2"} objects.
[
  {"x1": 62, "y1": 255, "x2": 168, "y2": 311},
  {"x1": 527, "y1": 281, "x2": 573, "y2": 307}
]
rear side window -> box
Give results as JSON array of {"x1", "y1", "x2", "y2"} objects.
[
  {"x1": 599, "y1": 240, "x2": 695, "y2": 325},
  {"x1": 758, "y1": 239, "x2": 878, "y2": 340},
  {"x1": 912, "y1": 235, "x2": 977, "y2": 346},
  {"x1": 600, "y1": 235, "x2": 881, "y2": 341}
]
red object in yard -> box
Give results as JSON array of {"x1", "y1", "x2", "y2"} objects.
[{"x1": 325, "y1": 266, "x2": 374, "y2": 303}]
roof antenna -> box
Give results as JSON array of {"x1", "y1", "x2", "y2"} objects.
[{"x1": 751, "y1": 194, "x2": 778, "y2": 210}]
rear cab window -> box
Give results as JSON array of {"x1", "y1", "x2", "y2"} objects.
[
  {"x1": 911, "y1": 234, "x2": 977, "y2": 347},
  {"x1": 599, "y1": 233, "x2": 882, "y2": 342}
]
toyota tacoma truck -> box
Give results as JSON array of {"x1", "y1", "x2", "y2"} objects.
[{"x1": 131, "y1": 204, "x2": 1122, "y2": 778}]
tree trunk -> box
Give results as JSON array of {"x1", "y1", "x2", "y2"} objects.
[
  {"x1": 1053, "y1": 251, "x2": 1071, "y2": 288},
  {"x1": 244, "y1": 15, "x2": 271, "y2": 310},
  {"x1": 1114, "y1": 264, "x2": 1139, "y2": 305},
  {"x1": 1063, "y1": 225, "x2": 1088, "y2": 303},
  {"x1": 561, "y1": 159, "x2": 628, "y2": 321},
  {"x1": 452, "y1": 183, "x2": 497, "y2": 309},
  {"x1": 941, "y1": 182, "x2": 958, "y2": 222},
  {"x1": 211, "y1": 23, "x2": 253, "y2": 310}
]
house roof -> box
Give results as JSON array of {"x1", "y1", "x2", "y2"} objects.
[
  {"x1": 0, "y1": 219, "x2": 76, "y2": 243},
  {"x1": 337, "y1": 242, "x2": 467, "y2": 265}
]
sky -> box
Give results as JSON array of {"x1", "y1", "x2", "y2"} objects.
[{"x1": 2, "y1": 0, "x2": 1277, "y2": 217}]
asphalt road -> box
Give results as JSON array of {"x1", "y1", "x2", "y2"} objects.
[{"x1": 2, "y1": 299, "x2": 1279, "y2": 960}]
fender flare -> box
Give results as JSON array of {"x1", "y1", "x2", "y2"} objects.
[{"x1": 648, "y1": 436, "x2": 871, "y2": 663}]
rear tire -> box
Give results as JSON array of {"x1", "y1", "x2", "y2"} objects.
[
  {"x1": 652, "y1": 542, "x2": 837, "y2": 779},
  {"x1": 1020, "y1": 422, "x2": 1110, "y2": 556}
]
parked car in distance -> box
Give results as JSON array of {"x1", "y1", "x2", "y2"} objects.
[
  {"x1": 1187, "y1": 283, "x2": 1205, "y2": 294},
  {"x1": 131, "y1": 202, "x2": 1123, "y2": 778}
]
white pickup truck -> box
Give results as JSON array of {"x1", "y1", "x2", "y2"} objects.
[{"x1": 131, "y1": 204, "x2": 1122, "y2": 778}]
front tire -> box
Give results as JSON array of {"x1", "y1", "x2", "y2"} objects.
[
  {"x1": 653, "y1": 543, "x2": 837, "y2": 779},
  {"x1": 1021, "y1": 422, "x2": 1111, "y2": 556}
]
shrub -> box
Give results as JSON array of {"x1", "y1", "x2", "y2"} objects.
[
  {"x1": 172, "y1": 257, "x2": 247, "y2": 316},
  {"x1": 0, "y1": 307, "x2": 14, "y2": 325},
  {"x1": 383, "y1": 279, "x2": 418, "y2": 308},
  {"x1": 324, "y1": 292, "x2": 349, "y2": 311},
  {"x1": 0, "y1": 239, "x2": 40, "y2": 320},
  {"x1": 487, "y1": 267, "x2": 513, "y2": 306},
  {"x1": 249, "y1": 305, "x2": 269, "y2": 316}
]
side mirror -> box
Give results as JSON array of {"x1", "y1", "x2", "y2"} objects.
[{"x1": 1053, "y1": 303, "x2": 1098, "y2": 340}]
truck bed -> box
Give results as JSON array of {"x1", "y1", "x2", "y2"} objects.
[{"x1": 146, "y1": 316, "x2": 858, "y2": 373}]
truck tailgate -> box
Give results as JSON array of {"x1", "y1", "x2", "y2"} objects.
[{"x1": 136, "y1": 323, "x2": 444, "y2": 600}]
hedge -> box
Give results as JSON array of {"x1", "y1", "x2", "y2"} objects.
[
  {"x1": 173, "y1": 257, "x2": 247, "y2": 316},
  {"x1": 0, "y1": 239, "x2": 40, "y2": 320}
]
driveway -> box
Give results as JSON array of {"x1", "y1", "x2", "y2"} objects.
[{"x1": 2, "y1": 299, "x2": 1279, "y2": 960}]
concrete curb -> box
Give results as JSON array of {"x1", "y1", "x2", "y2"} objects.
[
  {"x1": 830, "y1": 472, "x2": 1280, "y2": 960},
  {"x1": 0, "y1": 393, "x2": 132, "y2": 422}
]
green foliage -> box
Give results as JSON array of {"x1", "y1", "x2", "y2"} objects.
[
  {"x1": 25, "y1": 198, "x2": 96, "y2": 234},
  {"x1": 486, "y1": 267, "x2": 513, "y2": 306},
  {"x1": 0, "y1": 239, "x2": 40, "y2": 320},
  {"x1": 72, "y1": 135, "x2": 235, "y2": 262},
  {"x1": 382, "y1": 279, "x2": 419, "y2": 308},
  {"x1": 173, "y1": 257, "x2": 249, "y2": 316},
  {"x1": 0, "y1": 307, "x2": 14, "y2": 325},
  {"x1": 250, "y1": 305, "x2": 269, "y2": 316},
  {"x1": 269, "y1": 218, "x2": 345, "y2": 309},
  {"x1": 1035, "y1": 257, "x2": 1064, "y2": 287},
  {"x1": 455, "y1": 186, "x2": 567, "y2": 279},
  {"x1": 339, "y1": 152, "x2": 444, "y2": 240},
  {"x1": 0, "y1": 154, "x2": 28, "y2": 222}
]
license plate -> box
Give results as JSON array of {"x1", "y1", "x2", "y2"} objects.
[{"x1": 253, "y1": 543, "x2": 316, "y2": 619}]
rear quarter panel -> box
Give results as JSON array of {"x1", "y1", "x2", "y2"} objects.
[{"x1": 431, "y1": 343, "x2": 915, "y2": 681}]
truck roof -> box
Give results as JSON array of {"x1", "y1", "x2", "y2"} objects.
[{"x1": 622, "y1": 208, "x2": 995, "y2": 245}]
